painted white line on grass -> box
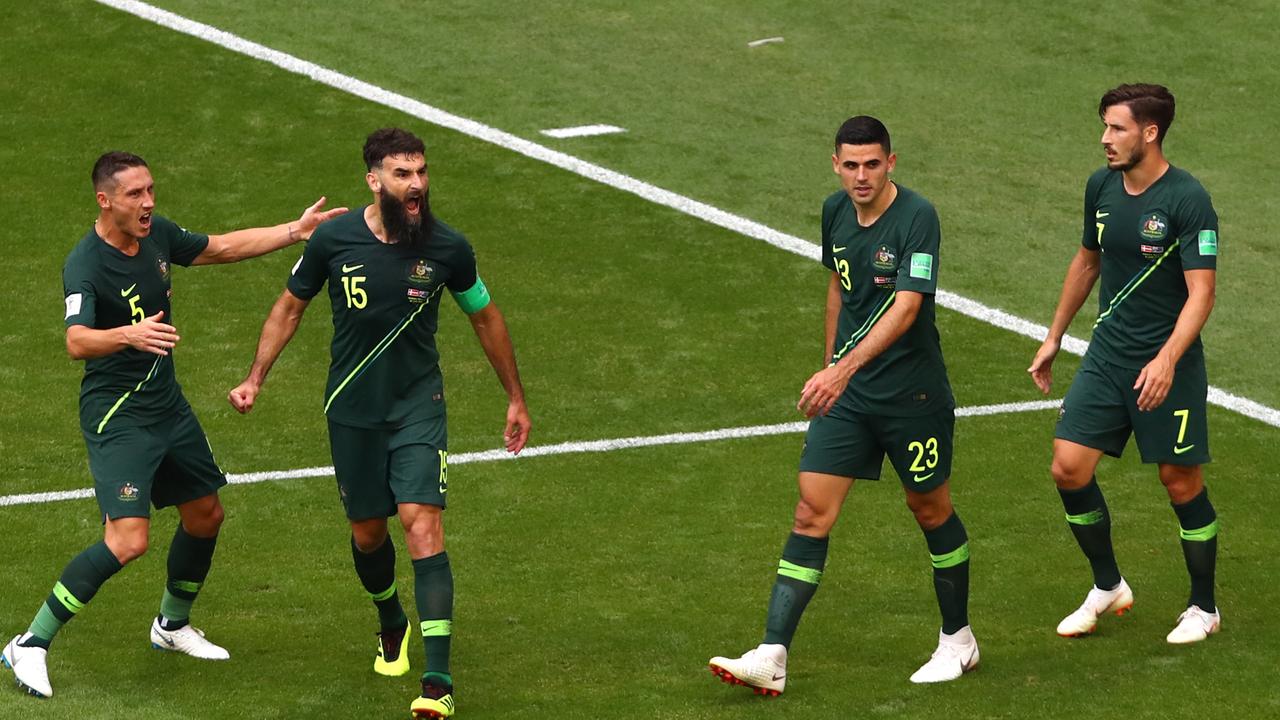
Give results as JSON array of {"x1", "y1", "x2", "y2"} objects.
[
  {"x1": 0, "y1": 400, "x2": 1059, "y2": 509},
  {"x1": 541, "y1": 125, "x2": 627, "y2": 139},
  {"x1": 747, "y1": 37, "x2": 785, "y2": 48},
  {"x1": 91, "y1": 1, "x2": 1280, "y2": 430}
]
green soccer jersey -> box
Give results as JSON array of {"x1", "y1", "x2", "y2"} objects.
[
  {"x1": 288, "y1": 209, "x2": 481, "y2": 429},
  {"x1": 820, "y1": 184, "x2": 954, "y2": 417},
  {"x1": 62, "y1": 216, "x2": 209, "y2": 433},
  {"x1": 1082, "y1": 166, "x2": 1219, "y2": 369}
]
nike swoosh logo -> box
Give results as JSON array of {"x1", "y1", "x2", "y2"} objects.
[
  {"x1": 341, "y1": 264, "x2": 364, "y2": 272},
  {"x1": 912, "y1": 472, "x2": 935, "y2": 483},
  {"x1": 121, "y1": 284, "x2": 137, "y2": 296},
  {"x1": 832, "y1": 244, "x2": 847, "y2": 254},
  {"x1": 1095, "y1": 211, "x2": 1110, "y2": 219},
  {"x1": 1174, "y1": 444, "x2": 1195, "y2": 455},
  {"x1": 772, "y1": 673, "x2": 786, "y2": 681}
]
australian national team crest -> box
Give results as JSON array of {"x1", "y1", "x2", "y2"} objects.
[
  {"x1": 409, "y1": 259, "x2": 434, "y2": 285},
  {"x1": 157, "y1": 257, "x2": 170, "y2": 281},
  {"x1": 1139, "y1": 212, "x2": 1169, "y2": 241},
  {"x1": 872, "y1": 245, "x2": 897, "y2": 270}
]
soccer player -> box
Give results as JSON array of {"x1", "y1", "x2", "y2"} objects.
[
  {"x1": 1, "y1": 152, "x2": 345, "y2": 699},
  {"x1": 708, "y1": 116, "x2": 977, "y2": 693},
  {"x1": 227, "y1": 127, "x2": 530, "y2": 719},
  {"x1": 1029, "y1": 84, "x2": 1221, "y2": 644}
]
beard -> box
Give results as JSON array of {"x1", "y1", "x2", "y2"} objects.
[
  {"x1": 1109, "y1": 143, "x2": 1146, "y2": 172},
  {"x1": 380, "y1": 189, "x2": 435, "y2": 248}
]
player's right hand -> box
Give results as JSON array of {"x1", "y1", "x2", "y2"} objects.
[
  {"x1": 1028, "y1": 338, "x2": 1060, "y2": 395},
  {"x1": 228, "y1": 380, "x2": 260, "y2": 414},
  {"x1": 122, "y1": 310, "x2": 179, "y2": 356}
]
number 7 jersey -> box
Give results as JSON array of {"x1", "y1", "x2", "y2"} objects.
[{"x1": 288, "y1": 209, "x2": 480, "y2": 429}]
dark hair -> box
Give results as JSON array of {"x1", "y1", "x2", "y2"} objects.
[
  {"x1": 834, "y1": 116, "x2": 891, "y2": 154},
  {"x1": 91, "y1": 151, "x2": 148, "y2": 190},
  {"x1": 363, "y1": 128, "x2": 426, "y2": 170},
  {"x1": 1099, "y1": 84, "x2": 1175, "y2": 144}
]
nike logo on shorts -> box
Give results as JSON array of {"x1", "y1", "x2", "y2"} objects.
[
  {"x1": 912, "y1": 472, "x2": 935, "y2": 483},
  {"x1": 1174, "y1": 444, "x2": 1195, "y2": 455}
]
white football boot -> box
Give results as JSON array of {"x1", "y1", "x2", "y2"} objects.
[
  {"x1": 1166, "y1": 605, "x2": 1220, "y2": 644},
  {"x1": 150, "y1": 618, "x2": 230, "y2": 660},
  {"x1": 708, "y1": 643, "x2": 787, "y2": 696},
  {"x1": 910, "y1": 626, "x2": 980, "y2": 683},
  {"x1": 2, "y1": 633, "x2": 53, "y2": 698},
  {"x1": 1056, "y1": 578, "x2": 1134, "y2": 637}
]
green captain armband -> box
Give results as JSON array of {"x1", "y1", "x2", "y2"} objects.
[{"x1": 450, "y1": 276, "x2": 491, "y2": 314}]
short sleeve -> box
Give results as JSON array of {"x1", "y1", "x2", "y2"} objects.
[
  {"x1": 894, "y1": 204, "x2": 941, "y2": 295},
  {"x1": 820, "y1": 195, "x2": 837, "y2": 272},
  {"x1": 63, "y1": 256, "x2": 97, "y2": 328},
  {"x1": 1176, "y1": 185, "x2": 1219, "y2": 271},
  {"x1": 445, "y1": 238, "x2": 478, "y2": 293},
  {"x1": 286, "y1": 232, "x2": 331, "y2": 300},
  {"x1": 1081, "y1": 174, "x2": 1103, "y2": 251},
  {"x1": 154, "y1": 216, "x2": 210, "y2": 267}
]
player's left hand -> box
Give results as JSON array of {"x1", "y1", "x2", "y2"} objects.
[
  {"x1": 503, "y1": 398, "x2": 531, "y2": 454},
  {"x1": 1134, "y1": 354, "x2": 1175, "y2": 411},
  {"x1": 294, "y1": 196, "x2": 349, "y2": 240},
  {"x1": 798, "y1": 364, "x2": 854, "y2": 418}
]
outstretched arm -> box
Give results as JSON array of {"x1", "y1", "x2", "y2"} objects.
[
  {"x1": 228, "y1": 289, "x2": 312, "y2": 413},
  {"x1": 798, "y1": 290, "x2": 924, "y2": 418},
  {"x1": 1028, "y1": 246, "x2": 1101, "y2": 394},
  {"x1": 466, "y1": 302, "x2": 530, "y2": 454},
  {"x1": 193, "y1": 197, "x2": 347, "y2": 266}
]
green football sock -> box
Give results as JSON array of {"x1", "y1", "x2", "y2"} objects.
[
  {"x1": 1172, "y1": 488, "x2": 1218, "y2": 611},
  {"x1": 159, "y1": 524, "x2": 219, "y2": 631},
  {"x1": 351, "y1": 535, "x2": 408, "y2": 631},
  {"x1": 1058, "y1": 477, "x2": 1122, "y2": 590},
  {"x1": 762, "y1": 532, "x2": 828, "y2": 648},
  {"x1": 24, "y1": 541, "x2": 123, "y2": 649},
  {"x1": 413, "y1": 552, "x2": 453, "y2": 683},
  {"x1": 923, "y1": 512, "x2": 970, "y2": 634}
]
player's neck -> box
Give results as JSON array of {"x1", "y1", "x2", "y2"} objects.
[
  {"x1": 94, "y1": 216, "x2": 140, "y2": 255},
  {"x1": 854, "y1": 181, "x2": 898, "y2": 227},
  {"x1": 1121, "y1": 152, "x2": 1170, "y2": 196},
  {"x1": 364, "y1": 204, "x2": 391, "y2": 244}
]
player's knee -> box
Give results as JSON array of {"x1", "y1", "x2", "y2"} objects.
[
  {"x1": 351, "y1": 522, "x2": 389, "y2": 552},
  {"x1": 113, "y1": 535, "x2": 149, "y2": 564},
  {"x1": 1159, "y1": 465, "x2": 1203, "y2": 503},
  {"x1": 1050, "y1": 458, "x2": 1089, "y2": 488},
  {"x1": 792, "y1": 499, "x2": 834, "y2": 535},
  {"x1": 905, "y1": 489, "x2": 951, "y2": 530}
]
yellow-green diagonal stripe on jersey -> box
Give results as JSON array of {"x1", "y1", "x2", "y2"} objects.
[
  {"x1": 325, "y1": 304, "x2": 427, "y2": 413},
  {"x1": 1094, "y1": 239, "x2": 1180, "y2": 328},
  {"x1": 96, "y1": 356, "x2": 163, "y2": 433},
  {"x1": 833, "y1": 292, "x2": 896, "y2": 362}
]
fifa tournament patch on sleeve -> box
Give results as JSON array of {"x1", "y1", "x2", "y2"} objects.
[
  {"x1": 909, "y1": 252, "x2": 934, "y2": 280},
  {"x1": 1197, "y1": 229, "x2": 1218, "y2": 256},
  {"x1": 64, "y1": 293, "x2": 82, "y2": 319}
]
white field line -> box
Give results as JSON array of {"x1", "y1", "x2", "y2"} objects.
[
  {"x1": 747, "y1": 36, "x2": 785, "y2": 48},
  {"x1": 541, "y1": 124, "x2": 627, "y2": 139},
  {"x1": 0, "y1": 400, "x2": 1060, "y2": 509},
  {"x1": 93, "y1": 0, "x2": 1280, "y2": 432}
]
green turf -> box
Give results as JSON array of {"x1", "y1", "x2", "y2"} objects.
[{"x1": 1, "y1": 1, "x2": 1278, "y2": 718}]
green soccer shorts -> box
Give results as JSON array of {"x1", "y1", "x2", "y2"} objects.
[
  {"x1": 798, "y1": 405, "x2": 954, "y2": 492},
  {"x1": 1056, "y1": 351, "x2": 1211, "y2": 465},
  {"x1": 327, "y1": 415, "x2": 449, "y2": 520},
  {"x1": 84, "y1": 402, "x2": 227, "y2": 520}
]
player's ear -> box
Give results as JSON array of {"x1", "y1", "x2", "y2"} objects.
[
  {"x1": 366, "y1": 170, "x2": 381, "y2": 194},
  {"x1": 831, "y1": 152, "x2": 840, "y2": 175},
  {"x1": 95, "y1": 190, "x2": 110, "y2": 211},
  {"x1": 1143, "y1": 123, "x2": 1159, "y2": 144},
  {"x1": 886, "y1": 153, "x2": 897, "y2": 173}
]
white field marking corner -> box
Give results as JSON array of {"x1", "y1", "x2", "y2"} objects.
[
  {"x1": 0, "y1": 400, "x2": 1060, "y2": 509},
  {"x1": 93, "y1": 1, "x2": 1280, "y2": 431}
]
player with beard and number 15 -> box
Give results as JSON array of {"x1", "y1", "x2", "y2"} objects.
[{"x1": 227, "y1": 128, "x2": 530, "y2": 719}]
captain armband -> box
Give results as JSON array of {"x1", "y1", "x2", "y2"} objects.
[{"x1": 450, "y1": 275, "x2": 491, "y2": 314}]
